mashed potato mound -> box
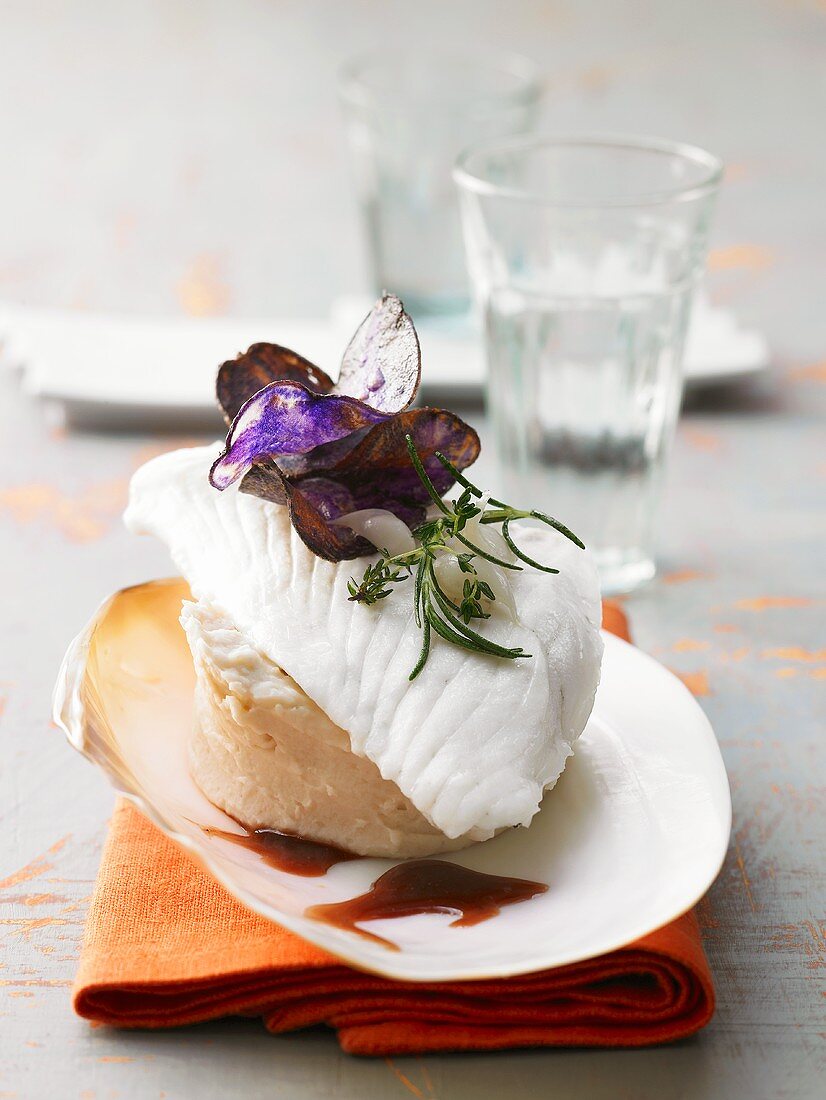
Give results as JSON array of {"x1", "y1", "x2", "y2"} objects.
[{"x1": 183, "y1": 599, "x2": 487, "y2": 858}]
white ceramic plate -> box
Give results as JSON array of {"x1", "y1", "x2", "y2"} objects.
[
  {"x1": 2, "y1": 297, "x2": 768, "y2": 429},
  {"x1": 0, "y1": 307, "x2": 345, "y2": 429},
  {"x1": 53, "y1": 578, "x2": 731, "y2": 982}
]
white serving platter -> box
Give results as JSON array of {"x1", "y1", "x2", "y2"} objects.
[{"x1": 54, "y1": 578, "x2": 731, "y2": 983}]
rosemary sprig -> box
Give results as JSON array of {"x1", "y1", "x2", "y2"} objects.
[{"x1": 346, "y1": 435, "x2": 584, "y2": 680}]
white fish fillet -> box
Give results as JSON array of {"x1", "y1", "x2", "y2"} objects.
[{"x1": 125, "y1": 445, "x2": 603, "y2": 840}]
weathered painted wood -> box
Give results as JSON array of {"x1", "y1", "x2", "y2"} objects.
[{"x1": 1, "y1": 1, "x2": 824, "y2": 1097}]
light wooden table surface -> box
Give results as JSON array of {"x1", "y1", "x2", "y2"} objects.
[{"x1": 1, "y1": 2, "x2": 824, "y2": 1097}]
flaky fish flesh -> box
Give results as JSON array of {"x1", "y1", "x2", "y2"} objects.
[{"x1": 126, "y1": 444, "x2": 603, "y2": 844}]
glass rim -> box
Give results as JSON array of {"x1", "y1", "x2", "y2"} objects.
[
  {"x1": 453, "y1": 133, "x2": 724, "y2": 207},
  {"x1": 338, "y1": 47, "x2": 543, "y2": 113}
]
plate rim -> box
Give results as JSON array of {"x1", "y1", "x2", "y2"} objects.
[{"x1": 53, "y1": 577, "x2": 732, "y2": 982}]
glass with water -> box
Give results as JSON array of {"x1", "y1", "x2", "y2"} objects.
[
  {"x1": 339, "y1": 51, "x2": 542, "y2": 319},
  {"x1": 455, "y1": 137, "x2": 721, "y2": 592}
]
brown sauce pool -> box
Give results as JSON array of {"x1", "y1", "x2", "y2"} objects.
[
  {"x1": 305, "y1": 859, "x2": 548, "y2": 949},
  {"x1": 203, "y1": 823, "x2": 358, "y2": 877},
  {"x1": 204, "y1": 823, "x2": 547, "y2": 947}
]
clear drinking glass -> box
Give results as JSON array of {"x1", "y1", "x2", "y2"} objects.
[
  {"x1": 454, "y1": 135, "x2": 722, "y2": 592},
  {"x1": 339, "y1": 50, "x2": 542, "y2": 320}
]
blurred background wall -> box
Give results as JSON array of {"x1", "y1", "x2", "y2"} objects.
[{"x1": 0, "y1": 0, "x2": 822, "y2": 358}]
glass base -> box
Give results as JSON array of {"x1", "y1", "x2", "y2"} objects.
[{"x1": 594, "y1": 553, "x2": 656, "y2": 596}]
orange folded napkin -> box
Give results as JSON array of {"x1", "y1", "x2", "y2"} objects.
[{"x1": 73, "y1": 603, "x2": 716, "y2": 1056}]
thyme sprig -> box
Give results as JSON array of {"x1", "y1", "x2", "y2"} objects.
[
  {"x1": 347, "y1": 435, "x2": 584, "y2": 680},
  {"x1": 346, "y1": 557, "x2": 411, "y2": 604}
]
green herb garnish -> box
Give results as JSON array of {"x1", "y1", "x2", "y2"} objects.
[{"x1": 347, "y1": 435, "x2": 585, "y2": 680}]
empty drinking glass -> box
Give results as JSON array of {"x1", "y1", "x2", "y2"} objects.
[
  {"x1": 339, "y1": 50, "x2": 542, "y2": 320},
  {"x1": 454, "y1": 135, "x2": 722, "y2": 592}
]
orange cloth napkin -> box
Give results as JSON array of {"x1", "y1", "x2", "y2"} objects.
[{"x1": 73, "y1": 603, "x2": 716, "y2": 1055}]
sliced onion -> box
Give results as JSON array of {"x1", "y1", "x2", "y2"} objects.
[
  {"x1": 333, "y1": 509, "x2": 416, "y2": 557},
  {"x1": 461, "y1": 505, "x2": 517, "y2": 566},
  {"x1": 434, "y1": 551, "x2": 517, "y2": 622}
]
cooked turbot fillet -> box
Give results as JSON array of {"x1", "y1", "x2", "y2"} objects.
[{"x1": 126, "y1": 444, "x2": 603, "y2": 858}]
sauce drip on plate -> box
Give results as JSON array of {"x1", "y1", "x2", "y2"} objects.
[
  {"x1": 204, "y1": 824, "x2": 357, "y2": 877},
  {"x1": 305, "y1": 859, "x2": 547, "y2": 949}
]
